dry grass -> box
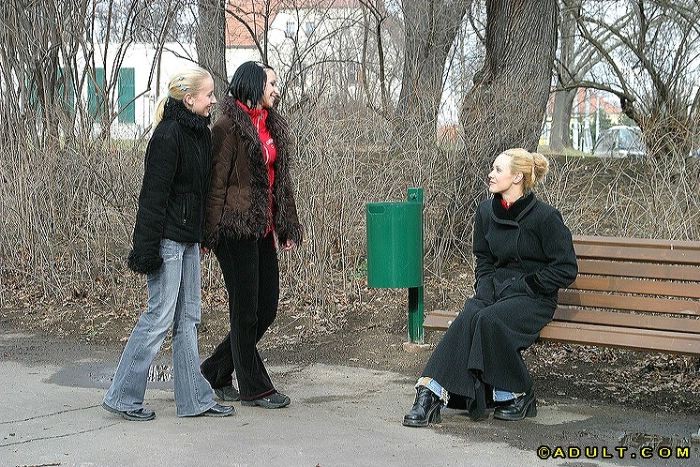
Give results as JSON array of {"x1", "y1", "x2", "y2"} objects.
[{"x1": 0, "y1": 104, "x2": 698, "y2": 341}]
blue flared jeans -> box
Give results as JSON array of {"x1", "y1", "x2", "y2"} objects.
[{"x1": 103, "y1": 239, "x2": 216, "y2": 417}]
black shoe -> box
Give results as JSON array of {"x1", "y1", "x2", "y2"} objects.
[
  {"x1": 493, "y1": 391, "x2": 537, "y2": 421},
  {"x1": 402, "y1": 386, "x2": 442, "y2": 427},
  {"x1": 201, "y1": 403, "x2": 235, "y2": 417},
  {"x1": 102, "y1": 402, "x2": 156, "y2": 421},
  {"x1": 214, "y1": 385, "x2": 240, "y2": 402},
  {"x1": 241, "y1": 392, "x2": 291, "y2": 409}
]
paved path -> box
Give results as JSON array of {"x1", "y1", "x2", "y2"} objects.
[{"x1": 0, "y1": 331, "x2": 697, "y2": 466}]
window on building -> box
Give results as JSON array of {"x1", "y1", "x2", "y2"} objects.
[
  {"x1": 347, "y1": 62, "x2": 358, "y2": 84},
  {"x1": 118, "y1": 68, "x2": 135, "y2": 123},
  {"x1": 303, "y1": 21, "x2": 316, "y2": 37},
  {"x1": 285, "y1": 20, "x2": 296, "y2": 38},
  {"x1": 57, "y1": 68, "x2": 75, "y2": 113},
  {"x1": 24, "y1": 78, "x2": 38, "y2": 108}
]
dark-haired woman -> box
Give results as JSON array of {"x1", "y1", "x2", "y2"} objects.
[{"x1": 200, "y1": 61, "x2": 303, "y2": 409}]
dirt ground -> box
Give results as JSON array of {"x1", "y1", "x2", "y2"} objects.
[
  {"x1": 3, "y1": 268, "x2": 697, "y2": 419},
  {"x1": 254, "y1": 297, "x2": 700, "y2": 416}
]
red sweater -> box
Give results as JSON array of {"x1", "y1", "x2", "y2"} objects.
[{"x1": 236, "y1": 100, "x2": 277, "y2": 234}]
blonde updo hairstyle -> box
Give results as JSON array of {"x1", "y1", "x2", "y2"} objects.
[
  {"x1": 153, "y1": 67, "x2": 212, "y2": 125},
  {"x1": 503, "y1": 147, "x2": 549, "y2": 191}
]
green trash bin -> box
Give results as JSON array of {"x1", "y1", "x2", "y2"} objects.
[{"x1": 366, "y1": 199, "x2": 423, "y2": 288}]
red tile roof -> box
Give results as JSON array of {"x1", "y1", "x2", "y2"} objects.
[
  {"x1": 225, "y1": 0, "x2": 360, "y2": 48},
  {"x1": 546, "y1": 88, "x2": 621, "y2": 116}
]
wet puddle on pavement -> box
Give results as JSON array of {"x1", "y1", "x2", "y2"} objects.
[
  {"x1": 47, "y1": 360, "x2": 175, "y2": 389},
  {"x1": 619, "y1": 432, "x2": 692, "y2": 451},
  {"x1": 147, "y1": 364, "x2": 173, "y2": 382}
]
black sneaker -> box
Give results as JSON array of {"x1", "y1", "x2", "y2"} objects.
[
  {"x1": 241, "y1": 392, "x2": 291, "y2": 409},
  {"x1": 214, "y1": 385, "x2": 240, "y2": 402},
  {"x1": 201, "y1": 403, "x2": 235, "y2": 417},
  {"x1": 102, "y1": 402, "x2": 156, "y2": 421}
]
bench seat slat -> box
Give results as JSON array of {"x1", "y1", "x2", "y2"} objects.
[
  {"x1": 424, "y1": 308, "x2": 700, "y2": 334},
  {"x1": 558, "y1": 290, "x2": 700, "y2": 316},
  {"x1": 424, "y1": 311, "x2": 458, "y2": 331},
  {"x1": 553, "y1": 308, "x2": 700, "y2": 334},
  {"x1": 576, "y1": 259, "x2": 700, "y2": 281},
  {"x1": 568, "y1": 275, "x2": 700, "y2": 299},
  {"x1": 574, "y1": 244, "x2": 700, "y2": 265},
  {"x1": 539, "y1": 321, "x2": 700, "y2": 355}
]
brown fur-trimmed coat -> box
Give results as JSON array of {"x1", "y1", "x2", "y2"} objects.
[{"x1": 204, "y1": 97, "x2": 303, "y2": 248}]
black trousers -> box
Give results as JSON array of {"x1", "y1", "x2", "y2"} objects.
[{"x1": 201, "y1": 234, "x2": 279, "y2": 400}]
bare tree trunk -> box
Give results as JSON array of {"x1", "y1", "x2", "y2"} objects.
[
  {"x1": 359, "y1": 0, "x2": 391, "y2": 116},
  {"x1": 196, "y1": 0, "x2": 228, "y2": 102},
  {"x1": 549, "y1": 88, "x2": 576, "y2": 152},
  {"x1": 393, "y1": 0, "x2": 469, "y2": 150},
  {"x1": 440, "y1": 0, "x2": 558, "y2": 250},
  {"x1": 549, "y1": 0, "x2": 576, "y2": 153}
]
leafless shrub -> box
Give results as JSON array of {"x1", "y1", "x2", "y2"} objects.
[
  {"x1": 0, "y1": 136, "x2": 144, "y2": 309},
  {"x1": 543, "y1": 152, "x2": 700, "y2": 241},
  {"x1": 0, "y1": 106, "x2": 698, "y2": 332},
  {"x1": 0, "y1": 1, "x2": 697, "y2": 339}
]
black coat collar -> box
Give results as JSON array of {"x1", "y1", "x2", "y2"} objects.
[
  {"x1": 492, "y1": 192, "x2": 536, "y2": 222},
  {"x1": 163, "y1": 98, "x2": 210, "y2": 132}
]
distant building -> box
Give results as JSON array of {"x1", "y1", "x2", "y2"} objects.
[
  {"x1": 71, "y1": 0, "x2": 367, "y2": 138},
  {"x1": 225, "y1": 0, "x2": 366, "y2": 103},
  {"x1": 541, "y1": 88, "x2": 623, "y2": 150}
]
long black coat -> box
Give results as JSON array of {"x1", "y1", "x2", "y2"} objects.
[
  {"x1": 422, "y1": 192, "x2": 577, "y2": 412},
  {"x1": 127, "y1": 99, "x2": 212, "y2": 274}
]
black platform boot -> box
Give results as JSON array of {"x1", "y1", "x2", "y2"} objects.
[
  {"x1": 403, "y1": 386, "x2": 442, "y2": 427},
  {"x1": 493, "y1": 391, "x2": 537, "y2": 421}
]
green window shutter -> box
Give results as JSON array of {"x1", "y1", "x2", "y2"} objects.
[
  {"x1": 118, "y1": 68, "x2": 135, "y2": 123},
  {"x1": 88, "y1": 68, "x2": 105, "y2": 116},
  {"x1": 25, "y1": 78, "x2": 38, "y2": 108},
  {"x1": 58, "y1": 68, "x2": 75, "y2": 113}
]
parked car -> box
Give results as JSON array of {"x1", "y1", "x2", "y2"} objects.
[{"x1": 593, "y1": 125, "x2": 646, "y2": 158}]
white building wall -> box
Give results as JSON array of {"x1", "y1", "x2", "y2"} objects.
[
  {"x1": 264, "y1": 7, "x2": 365, "y2": 101},
  {"x1": 84, "y1": 42, "x2": 198, "y2": 138},
  {"x1": 82, "y1": 42, "x2": 257, "y2": 138}
]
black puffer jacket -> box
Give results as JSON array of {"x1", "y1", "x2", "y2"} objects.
[{"x1": 127, "y1": 98, "x2": 212, "y2": 274}]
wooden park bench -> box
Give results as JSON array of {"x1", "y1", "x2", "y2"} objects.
[{"x1": 424, "y1": 235, "x2": 700, "y2": 355}]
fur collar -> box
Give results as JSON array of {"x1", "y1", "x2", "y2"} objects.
[
  {"x1": 219, "y1": 96, "x2": 290, "y2": 147},
  {"x1": 492, "y1": 192, "x2": 536, "y2": 221},
  {"x1": 163, "y1": 98, "x2": 211, "y2": 132}
]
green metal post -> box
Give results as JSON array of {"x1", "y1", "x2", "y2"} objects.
[{"x1": 407, "y1": 187, "x2": 424, "y2": 344}]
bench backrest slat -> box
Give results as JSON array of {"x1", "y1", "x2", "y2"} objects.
[
  {"x1": 558, "y1": 290, "x2": 700, "y2": 316},
  {"x1": 574, "y1": 235, "x2": 700, "y2": 251},
  {"x1": 576, "y1": 259, "x2": 700, "y2": 281},
  {"x1": 568, "y1": 275, "x2": 700, "y2": 299},
  {"x1": 554, "y1": 308, "x2": 700, "y2": 334},
  {"x1": 574, "y1": 244, "x2": 700, "y2": 265}
]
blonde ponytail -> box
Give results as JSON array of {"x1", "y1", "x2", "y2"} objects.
[{"x1": 153, "y1": 96, "x2": 168, "y2": 125}]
